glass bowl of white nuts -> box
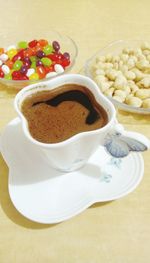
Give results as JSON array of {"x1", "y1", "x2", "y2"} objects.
[{"x1": 84, "y1": 40, "x2": 150, "y2": 114}]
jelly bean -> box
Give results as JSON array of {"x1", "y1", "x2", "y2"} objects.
[
  {"x1": 54, "y1": 64, "x2": 64, "y2": 74},
  {"x1": 44, "y1": 64, "x2": 55, "y2": 73},
  {"x1": 31, "y1": 61, "x2": 36, "y2": 69},
  {"x1": 12, "y1": 70, "x2": 22, "y2": 80},
  {"x1": 2, "y1": 65, "x2": 10, "y2": 74},
  {"x1": 0, "y1": 60, "x2": 2, "y2": 66},
  {"x1": 46, "y1": 72, "x2": 57, "y2": 78},
  {"x1": 5, "y1": 60, "x2": 14, "y2": 69},
  {"x1": 24, "y1": 48, "x2": 33, "y2": 58},
  {"x1": 36, "y1": 50, "x2": 45, "y2": 58},
  {"x1": 13, "y1": 60, "x2": 23, "y2": 70},
  {"x1": 31, "y1": 47, "x2": 36, "y2": 56},
  {"x1": 4, "y1": 72, "x2": 12, "y2": 80},
  {"x1": 0, "y1": 48, "x2": 4, "y2": 55},
  {"x1": 29, "y1": 73, "x2": 39, "y2": 80},
  {"x1": 61, "y1": 58, "x2": 70, "y2": 67},
  {"x1": 43, "y1": 45, "x2": 53, "y2": 55},
  {"x1": 30, "y1": 56, "x2": 37, "y2": 62},
  {"x1": 12, "y1": 50, "x2": 24, "y2": 62},
  {"x1": 27, "y1": 68, "x2": 35, "y2": 77},
  {"x1": 20, "y1": 65, "x2": 28, "y2": 75},
  {"x1": 52, "y1": 41, "x2": 60, "y2": 52},
  {"x1": 63, "y1": 52, "x2": 70, "y2": 60},
  {"x1": 0, "y1": 54, "x2": 8, "y2": 62},
  {"x1": 23, "y1": 60, "x2": 31, "y2": 69},
  {"x1": 36, "y1": 60, "x2": 43, "y2": 67},
  {"x1": 7, "y1": 49, "x2": 17, "y2": 59},
  {"x1": 28, "y1": 40, "x2": 38, "y2": 48},
  {"x1": 0, "y1": 68, "x2": 4, "y2": 78},
  {"x1": 38, "y1": 39, "x2": 48, "y2": 47},
  {"x1": 18, "y1": 41, "x2": 28, "y2": 49},
  {"x1": 36, "y1": 66, "x2": 46, "y2": 79},
  {"x1": 41, "y1": 57, "x2": 52, "y2": 66},
  {"x1": 23, "y1": 57, "x2": 31, "y2": 64},
  {"x1": 19, "y1": 75, "x2": 29, "y2": 80}
]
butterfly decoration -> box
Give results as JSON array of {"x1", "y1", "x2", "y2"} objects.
[{"x1": 104, "y1": 132, "x2": 148, "y2": 158}]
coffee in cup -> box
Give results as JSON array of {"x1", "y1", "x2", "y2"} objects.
[{"x1": 21, "y1": 84, "x2": 108, "y2": 143}]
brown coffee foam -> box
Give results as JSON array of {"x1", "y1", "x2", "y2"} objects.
[{"x1": 21, "y1": 84, "x2": 108, "y2": 143}]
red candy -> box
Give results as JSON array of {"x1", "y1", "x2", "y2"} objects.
[
  {"x1": 0, "y1": 68, "x2": 4, "y2": 78},
  {"x1": 28, "y1": 40, "x2": 38, "y2": 48}
]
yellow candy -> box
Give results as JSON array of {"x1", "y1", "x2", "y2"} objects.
[
  {"x1": 7, "y1": 49, "x2": 17, "y2": 59},
  {"x1": 29, "y1": 73, "x2": 39, "y2": 80}
]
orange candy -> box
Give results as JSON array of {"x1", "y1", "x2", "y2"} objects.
[
  {"x1": 24, "y1": 48, "x2": 33, "y2": 58},
  {"x1": 36, "y1": 66, "x2": 46, "y2": 79},
  {"x1": 0, "y1": 48, "x2": 4, "y2": 55},
  {"x1": 5, "y1": 60, "x2": 14, "y2": 69},
  {"x1": 38, "y1": 39, "x2": 48, "y2": 47}
]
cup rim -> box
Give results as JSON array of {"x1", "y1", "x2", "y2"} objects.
[{"x1": 14, "y1": 74, "x2": 116, "y2": 148}]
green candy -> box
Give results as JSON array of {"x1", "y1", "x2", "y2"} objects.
[
  {"x1": 30, "y1": 56, "x2": 37, "y2": 62},
  {"x1": 4, "y1": 73, "x2": 12, "y2": 80},
  {"x1": 13, "y1": 60, "x2": 23, "y2": 70},
  {"x1": 31, "y1": 61, "x2": 36, "y2": 69},
  {"x1": 43, "y1": 45, "x2": 53, "y2": 55},
  {"x1": 18, "y1": 41, "x2": 28, "y2": 49},
  {"x1": 41, "y1": 57, "x2": 52, "y2": 66}
]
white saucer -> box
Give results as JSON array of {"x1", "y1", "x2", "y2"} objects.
[{"x1": 1, "y1": 118, "x2": 144, "y2": 224}]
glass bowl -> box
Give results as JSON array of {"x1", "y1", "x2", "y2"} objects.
[
  {"x1": 0, "y1": 30, "x2": 78, "y2": 90},
  {"x1": 84, "y1": 40, "x2": 150, "y2": 114}
]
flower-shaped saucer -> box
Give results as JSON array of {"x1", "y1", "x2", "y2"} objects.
[{"x1": 0, "y1": 118, "x2": 144, "y2": 224}]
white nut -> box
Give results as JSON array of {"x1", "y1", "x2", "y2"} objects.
[
  {"x1": 105, "y1": 53, "x2": 113, "y2": 62},
  {"x1": 132, "y1": 68, "x2": 144, "y2": 81},
  {"x1": 142, "y1": 49, "x2": 150, "y2": 56},
  {"x1": 94, "y1": 75, "x2": 106, "y2": 83},
  {"x1": 136, "y1": 59, "x2": 149, "y2": 70},
  {"x1": 125, "y1": 96, "x2": 142, "y2": 107},
  {"x1": 119, "y1": 53, "x2": 129, "y2": 63},
  {"x1": 112, "y1": 95, "x2": 124, "y2": 103},
  {"x1": 135, "y1": 89, "x2": 150, "y2": 99},
  {"x1": 128, "y1": 81, "x2": 139, "y2": 94},
  {"x1": 94, "y1": 69, "x2": 106, "y2": 76},
  {"x1": 99, "y1": 81, "x2": 111, "y2": 92},
  {"x1": 138, "y1": 76, "x2": 150, "y2": 88},
  {"x1": 142, "y1": 98, "x2": 150, "y2": 108},
  {"x1": 127, "y1": 58, "x2": 135, "y2": 69},
  {"x1": 105, "y1": 69, "x2": 118, "y2": 80},
  {"x1": 114, "y1": 75, "x2": 127, "y2": 89},
  {"x1": 104, "y1": 87, "x2": 114, "y2": 97},
  {"x1": 124, "y1": 71, "x2": 136, "y2": 80},
  {"x1": 114, "y1": 89, "x2": 127, "y2": 99}
]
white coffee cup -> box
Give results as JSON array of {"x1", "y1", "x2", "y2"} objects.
[{"x1": 14, "y1": 74, "x2": 150, "y2": 172}]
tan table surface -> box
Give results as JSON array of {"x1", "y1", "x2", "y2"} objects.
[{"x1": 0, "y1": 0, "x2": 150, "y2": 262}]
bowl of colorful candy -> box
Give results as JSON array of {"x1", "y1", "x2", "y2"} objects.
[
  {"x1": 84, "y1": 40, "x2": 150, "y2": 114},
  {"x1": 0, "y1": 31, "x2": 78, "y2": 89}
]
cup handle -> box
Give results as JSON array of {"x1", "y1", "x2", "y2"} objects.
[{"x1": 103, "y1": 121, "x2": 150, "y2": 158}]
